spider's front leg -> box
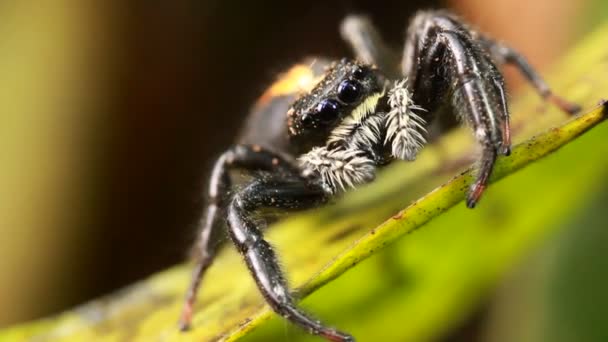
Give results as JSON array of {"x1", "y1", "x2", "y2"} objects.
[
  {"x1": 227, "y1": 175, "x2": 353, "y2": 342},
  {"x1": 402, "y1": 11, "x2": 541, "y2": 208},
  {"x1": 179, "y1": 144, "x2": 299, "y2": 330}
]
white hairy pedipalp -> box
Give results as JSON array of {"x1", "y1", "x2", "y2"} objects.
[
  {"x1": 298, "y1": 147, "x2": 375, "y2": 194},
  {"x1": 385, "y1": 79, "x2": 427, "y2": 161}
]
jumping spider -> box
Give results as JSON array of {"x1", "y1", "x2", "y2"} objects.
[{"x1": 179, "y1": 10, "x2": 579, "y2": 341}]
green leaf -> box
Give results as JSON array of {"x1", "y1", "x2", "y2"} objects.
[{"x1": 2, "y1": 22, "x2": 608, "y2": 342}]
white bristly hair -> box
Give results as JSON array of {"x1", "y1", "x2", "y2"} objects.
[
  {"x1": 348, "y1": 114, "x2": 386, "y2": 149},
  {"x1": 327, "y1": 92, "x2": 384, "y2": 146},
  {"x1": 385, "y1": 79, "x2": 427, "y2": 161},
  {"x1": 298, "y1": 147, "x2": 375, "y2": 194}
]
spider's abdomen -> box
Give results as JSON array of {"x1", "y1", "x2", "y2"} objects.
[{"x1": 237, "y1": 59, "x2": 330, "y2": 155}]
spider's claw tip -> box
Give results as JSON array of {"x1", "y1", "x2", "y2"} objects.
[
  {"x1": 178, "y1": 322, "x2": 191, "y2": 332},
  {"x1": 178, "y1": 313, "x2": 193, "y2": 332},
  {"x1": 320, "y1": 330, "x2": 355, "y2": 342},
  {"x1": 502, "y1": 145, "x2": 511, "y2": 156},
  {"x1": 565, "y1": 103, "x2": 582, "y2": 115},
  {"x1": 466, "y1": 183, "x2": 486, "y2": 209},
  {"x1": 549, "y1": 94, "x2": 581, "y2": 115}
]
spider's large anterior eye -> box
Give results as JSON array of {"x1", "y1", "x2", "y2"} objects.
[
  {"x1": 337, "y1": 80, "x2": 362, "y2": 104},
  {"x1": 316, "y1": 99, "x2": 341, "y2": 123}
]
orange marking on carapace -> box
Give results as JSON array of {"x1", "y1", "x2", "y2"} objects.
[{"x1": 256, "y1": 64, "x2": 322, "y2": 106}]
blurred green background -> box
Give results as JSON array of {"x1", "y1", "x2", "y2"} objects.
[{"x1": 0, "y1": 0, "x2": 607, "y2": 341}]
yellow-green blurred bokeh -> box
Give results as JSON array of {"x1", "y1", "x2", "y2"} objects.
[{"x1": 0, "y1": 1, "x2": 116, "y2": 325}]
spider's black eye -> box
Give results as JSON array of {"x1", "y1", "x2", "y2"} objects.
[
  {"x1": 316, "y1": 99, "x2": 340, "y2": 123},
  {"x1": 352, "y1": 66, "x2": 367, "y2": 80},
  {"x1": 337, "y1": 80, "x2": 362, "y2": 104}
]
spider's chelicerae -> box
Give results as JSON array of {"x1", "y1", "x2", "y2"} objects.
[{"x1": 179, "y1": 10, "x2": 579, "y2": 342}]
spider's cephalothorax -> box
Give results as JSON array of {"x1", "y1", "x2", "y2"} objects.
[
  {"x1": 179, "y1": 10, "x2": 580, "y2": 342},
  {"x1": 286, "y1": 59, "x2": 386, "y2": 151},
  {"x1": 288, "y1": 59, "x2": 429, "y2": 194}
]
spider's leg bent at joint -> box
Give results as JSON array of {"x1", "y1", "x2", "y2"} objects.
[
  {"x1": 179, "y1": 144, "x2": 299, "y2": 330},
  {"x1": 227, "y1": 176, "x2": 353, "y2": 342},
  {"x1": 401, "y1": 11, "x2": 516, "y2": 208},
  {"x1": 180, "y1": 144, "x2": 352, "y2": 341}
]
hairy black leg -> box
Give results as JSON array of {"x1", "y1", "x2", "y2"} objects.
[
  {"x1": 179, "y1": 144, "x2": 298, "y2": 331},
  {"x1": 402, "y1": 11, "x2": 511, "y2": 207},
  {"x1": 477, "y1": 35, "x2": 581, "y2": 115},
  {"x1": 227, "y1": 177, "x2": 353, "y2": 342},
  {"x1": 340, "y1": 15, "x2": 400, "y2": 77}
]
